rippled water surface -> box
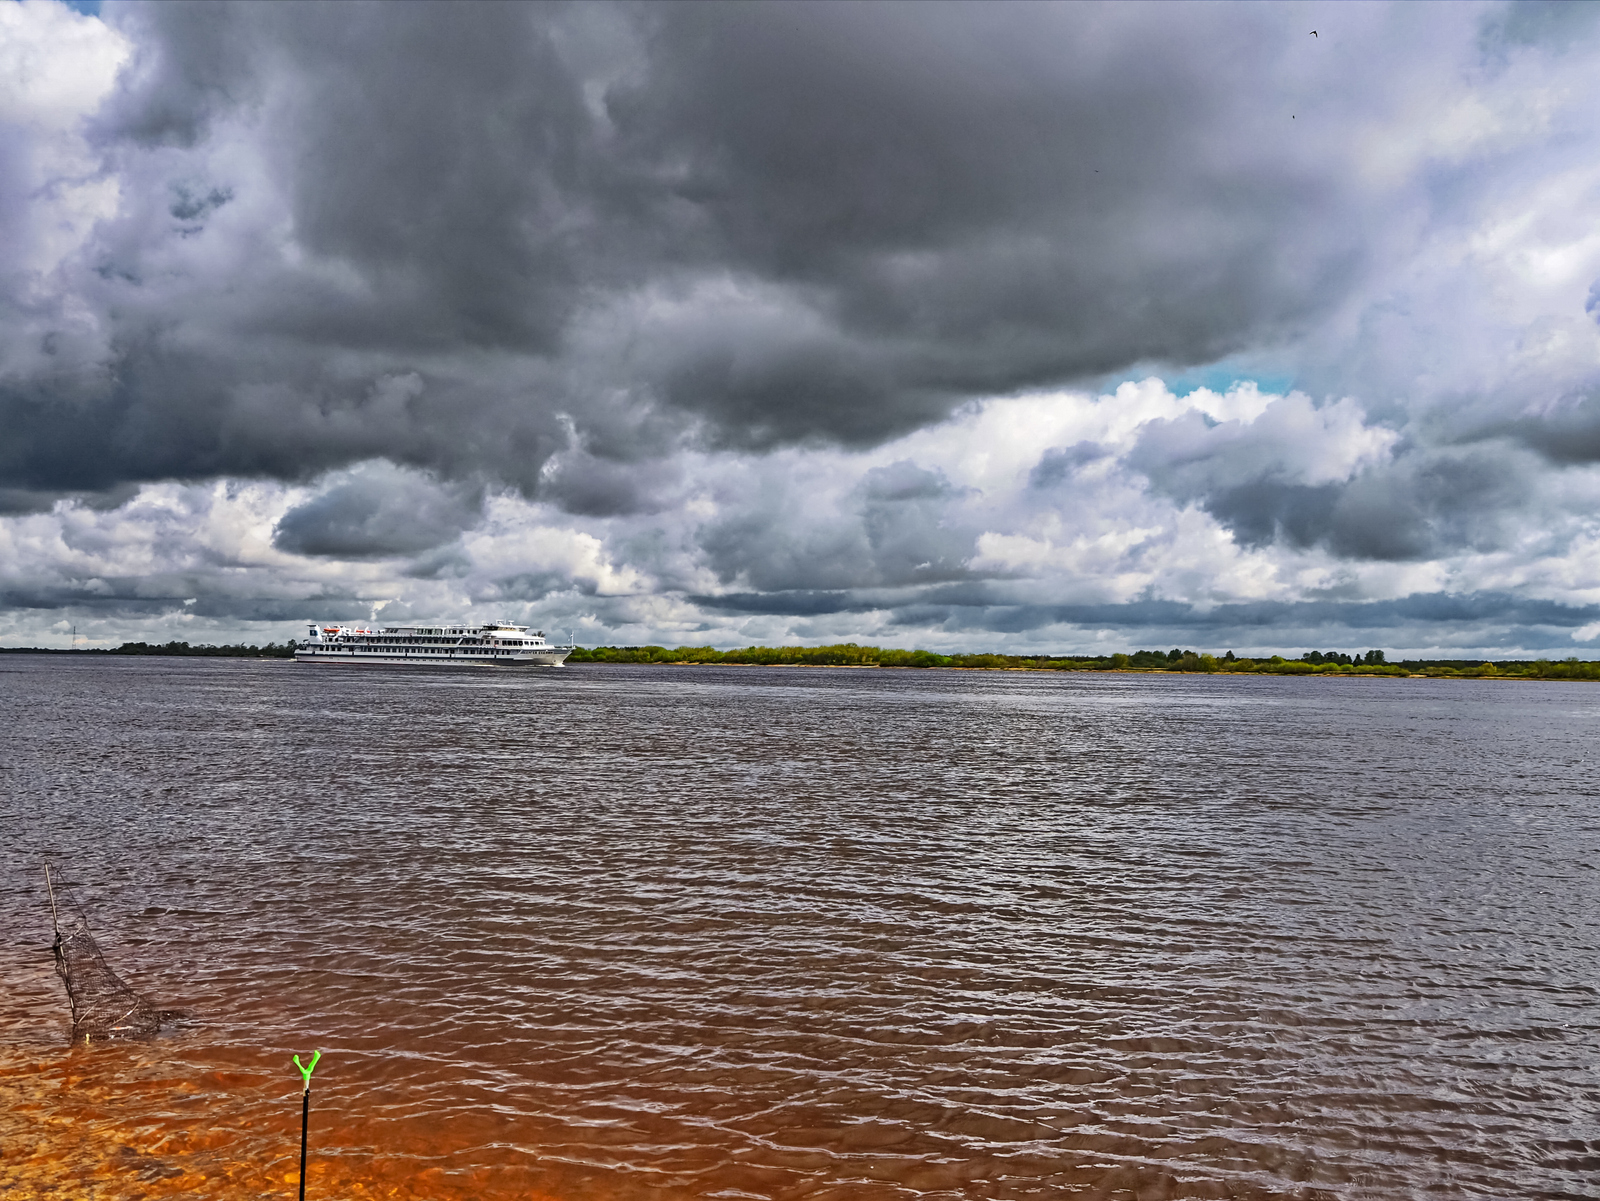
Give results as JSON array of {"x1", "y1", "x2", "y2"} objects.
[{"x1": 2, "y1": 656, "x2": 1598, "y2": 1199}]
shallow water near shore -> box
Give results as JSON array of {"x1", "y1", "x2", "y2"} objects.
[{"x1": 2, "y1": 655, "x2": 1598, "y2": 1200}]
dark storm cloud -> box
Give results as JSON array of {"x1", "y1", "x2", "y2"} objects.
[
  {"x1": 1500, "y1": 381, "x2": 1600, "y2": 466},
  {"x1": 538, "y1": 450, "x2": 683, "y2": 518},
  {"x1": 1127, "y1": 402, "x2": 1534, "y2": 560},
  {"x1": 857, "y1": 462, "x2": 975, "y2": 582},
  {"x1": 272, "y1": 463, "x2": 484, "y2": 558},
  {"x1": 0, "y1": 579, "x2": 367, "y2": 623},
  {"x1": 693, "y1": 591, "x2": 863, "y2": 617},
  {"x1": 93, "y1": 0, "x2": 259, "y2": 149},
  {"x1": 697, "y1": 460, "x2": 975, "y2": 592},
  {"x1": 9, "y1": 0, "x2": 1405, "y2": 502},
  {"x1": 1484, "y1": 0, "x2": 1600, "y2": 52},
  {"x1": 687, "y1": 588, "x2": 1600, "y2": 651},
  {"x1": 598, "y1": 0, "x2": 1371, "y2": 446},
  {"x1": 1029, "y1": 442, "x2": 1113, "y2": 490},
  {"x1": 1170, "y1": 452, "x2": 1528, "y2": 562},
  {"x1": 0, "y1": 484, "x2": 141, "y2": 516},
  {"x1": 93, "y1": 0, "x2": 593, "y2": 352}
]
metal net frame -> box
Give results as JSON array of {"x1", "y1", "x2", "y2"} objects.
[{"x1": 46, "y1": 863, "x2": 165, "y2": 1042}]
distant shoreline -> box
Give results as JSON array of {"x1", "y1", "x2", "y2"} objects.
[{"x1": 5, "y1": 643, "x2": 1595, "y2": 681}]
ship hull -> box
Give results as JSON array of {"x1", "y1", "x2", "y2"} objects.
[{"x1": 294, "y1": 649, "x2": 570, "y2": 667}]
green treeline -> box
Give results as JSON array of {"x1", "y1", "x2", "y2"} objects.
[
  {"x1": 0, "y1": 641, "x2": 299, "y2": 657},
  {"x1": 568, "y1": 643, "x2": 1600, "y2": 679},
  {"x1": 572, "y1": 643, "x2": 1045, "y2": 669},
  {"x1": 108, "y1": 641, "x2": 298, "y2": 658}
]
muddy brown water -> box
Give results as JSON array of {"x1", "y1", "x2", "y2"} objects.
[{"x1": 2, "y1": 655, "x2": 1597, "y2": 1199}]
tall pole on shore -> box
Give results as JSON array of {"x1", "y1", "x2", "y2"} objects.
[{"x1": 293, "y1": 1051, "x2": 321, "y2": 1200}]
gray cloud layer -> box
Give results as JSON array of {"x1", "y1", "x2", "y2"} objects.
[
  {"x1": 6, "y1": 3, "x2": 1452, "y2": 492},
  {"x1": 271, "y1": 461, "x2": 483, "y2": 558}
]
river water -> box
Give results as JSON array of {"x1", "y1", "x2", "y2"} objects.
[{"x1": 1, "y1": 656, "x2": 1596, "y2": 1200}]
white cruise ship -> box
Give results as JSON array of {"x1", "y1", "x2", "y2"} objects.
[{"x1": 295, "y1": 622, "x2": 573, "y2": 667}]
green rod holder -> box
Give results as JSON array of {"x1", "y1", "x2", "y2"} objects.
[{"x1": 293, "y1": 1051, "x2": 322, "y2": 1201}]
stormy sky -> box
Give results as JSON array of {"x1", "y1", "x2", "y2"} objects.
[{"x1": 4, "y1": 0, "x2": 1600, "y2": 656}]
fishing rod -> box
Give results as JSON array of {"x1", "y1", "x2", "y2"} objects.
[
  {"x1": 44, "y1": 861, "x2": 60, "y2": 939},
  {"x1": 293, "y1": 1051, "x2": 322, "y2": 1201}
]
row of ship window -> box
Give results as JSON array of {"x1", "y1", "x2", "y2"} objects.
[
  {"x1": 312, "y1": 644, "x2": 522, "y2": 652},
  {"x1": 312, "y1": 648, "x2": 518, "y2": 655},
  {"x1": 323, "y1": 637, "x2": 488, "y2": 644}
]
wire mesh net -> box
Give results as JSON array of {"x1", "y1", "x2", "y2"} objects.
[{"x1": 46, "y1": 864, "x2": 166, "y2": 1042}]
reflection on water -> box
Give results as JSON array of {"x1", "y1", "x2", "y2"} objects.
[{"x1": 2, "y1": 657, "x2": 1598, "y2": 1199}]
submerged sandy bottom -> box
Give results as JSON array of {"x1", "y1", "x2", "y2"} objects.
[{"x1": 1, "y1": 1047, "x2": 565, "y2": 1200}]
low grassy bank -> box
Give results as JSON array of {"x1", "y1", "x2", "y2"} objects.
[{"x1": 568, "y1": 643, "x2": 1600, "y2": 679}]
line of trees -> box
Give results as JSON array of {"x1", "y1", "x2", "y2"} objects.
[
  {"x1": 568, "y1": 643, "x2": 1600, "y2": 678},
  {"x1": 570, "y1": 643, "x2": 1075, "y2": 669},
  {"x1": 0, "y1": 641, "x2": 299, "y2": 657},
  {"x1": 107, "y1": 641, "x2": 298, "y2": 658}
]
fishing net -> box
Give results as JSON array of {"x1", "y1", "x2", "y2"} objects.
[{"x1": 46, "y1": 864, "x2": 166, "y2": 1042}]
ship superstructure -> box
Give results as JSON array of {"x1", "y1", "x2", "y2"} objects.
[{"x1": 295, "y1": 622, "x2": 572, "y2": 667}]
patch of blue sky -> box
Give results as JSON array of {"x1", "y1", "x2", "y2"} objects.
[
  {"x1": 60, "y1": 0, "x2": 102, "y2": 16},
  {"x1": 1084, "y1": 357, "x2": 1297, "y2": 402},
  {"x1": 1161, "y1": 360, "x2": 1297, "y2": 399}
]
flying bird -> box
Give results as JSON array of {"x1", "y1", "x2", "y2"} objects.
[{"x1": 1310, "y1": 30, "x2": 1318, "y2": 37}]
